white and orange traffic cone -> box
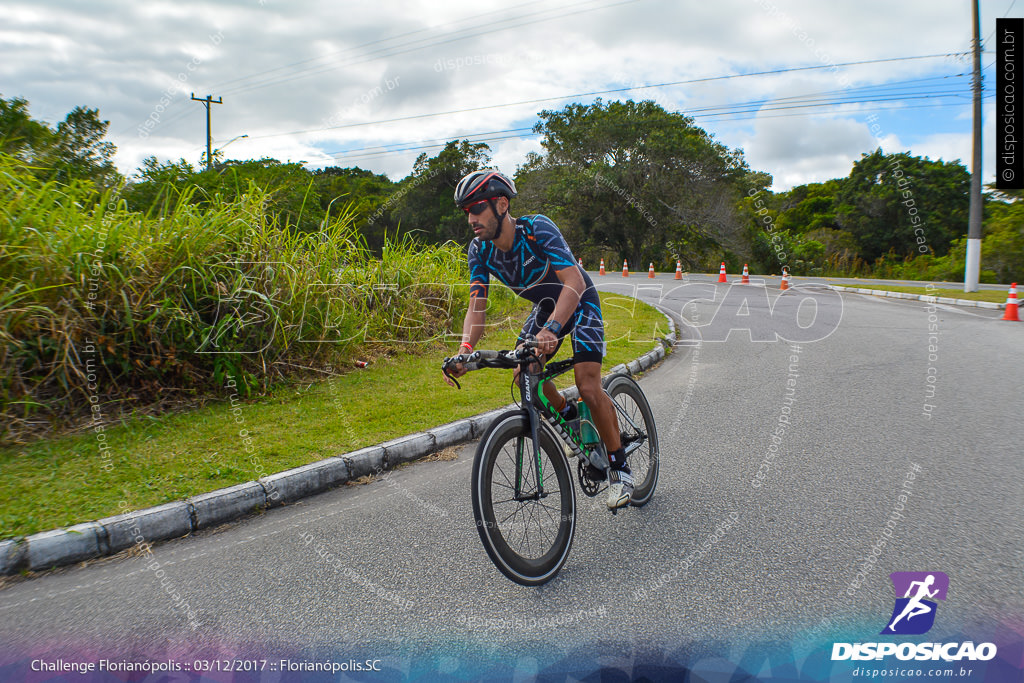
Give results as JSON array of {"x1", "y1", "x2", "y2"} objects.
[
  {"x1": 674, "y1": 260, "x2": 683, "y2": 280},
  {"x1": 648, "y1": 263, "x2": 656, "y2": 278},
  {"x1": 780, "y1": 267, "x2": 790, "y2": 291},
  {"x1": 622, "y1": 259, "x2": 629, "y2": 277},
  {"x1": 740, "y1": 264, "x2": 750, "y2": 285},
  {"x1": 599, "y1": 258, "x2": 606, "y2": 276},
  {"x1": 578, "y1": 257, "x2": 583, "y2": 269},
  {"x1": 717, "y1": 262, "x2": 727, "y2": 283},
  {"x1": 1002, "y1": 282, "x2": 1019, "y2": 321}
]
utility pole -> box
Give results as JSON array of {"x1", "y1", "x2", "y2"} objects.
[
  {"x1": 190, "y1": 93, "x2": 223, "y2": 171},
  {"x1": 964, "y1": 0, "x2": 983, "y2": 292}
]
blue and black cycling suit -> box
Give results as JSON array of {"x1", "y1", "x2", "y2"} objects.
[{"x1": 468, "y1": 214, "x2": 605, "y2": 364}]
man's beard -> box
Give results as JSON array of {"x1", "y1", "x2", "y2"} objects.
[{"x1": 473, "y1": 221, "x2": 498, "y2": 241}]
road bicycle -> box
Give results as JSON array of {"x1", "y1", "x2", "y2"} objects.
[{"x1": 442, "y1": 340, "x2": 659, "y2": 585}]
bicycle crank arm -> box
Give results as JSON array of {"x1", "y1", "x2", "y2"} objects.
[{"x1": 620, "y1": 432, "x2": 647, "y2": 458}]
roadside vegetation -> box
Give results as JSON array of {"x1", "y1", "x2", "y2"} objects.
[
  {"x1": 1, "y1": 92, "x2": 1019, "y2": 537},
  {"x1": 0, "y1": 293, "x2": 667, "y2": 539}
]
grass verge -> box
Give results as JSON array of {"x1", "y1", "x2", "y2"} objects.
[
  {"x1": 835, "y1": 285, "x2": 1007, "y2": 304},
  {"x1": 0, "y1": 292, "x2": 669, "y2": 539}
]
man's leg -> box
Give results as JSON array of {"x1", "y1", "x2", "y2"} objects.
[
  {"x1": 575, "y1": 361, "x2": 632, "y2": 509},
  {"x1": 574, "y1": 361, "x2": 621, "y2": 453},
  {"x1": 542, "y1": 377, "x2": 565, "y2": 410}
]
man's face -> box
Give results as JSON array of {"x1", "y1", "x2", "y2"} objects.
[{"x1": 466, "y1": 197, "x2": 505, "y2": 241}]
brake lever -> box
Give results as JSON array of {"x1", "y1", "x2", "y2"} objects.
[
  {"x1": 442, "y1": 351, "x2": 480, "y2": 389},
  {"x1": 441, "y1": 356, "x2": 462, "y2": 390}
]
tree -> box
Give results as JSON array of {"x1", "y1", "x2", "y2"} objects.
[
  {"x1": 0, "y1": 96, "x2": 53, "y2": 164},
  {"x1": 313, "y1": 166, "x2": 396, "y2": 251},
  {"x1": 774, "y1": 179, "x2": 843, "y2": 234},
  {"x1": 125, "y1": 157, "x2": 321, "y2": 232},
  {"x1": 979, "y1": 195, "x2": 1024, "y2": 282},
  {"x1": 389, "y1": 140, "x2": 492, "y2": 245},
  {"x1": 52, "y1": 106, "x2": 121, "y2": 188},
  {"x1": 0, "y1": 96, "x2": 121, "y2": 189},
  {"x1": 123, "y1": 157, "x2": 197, "y2": 214},
  {"x1": 519, "y1": 99, "x2": 755, "y2": 269},
  {"x1": 835, "y1": 149, "x2": 969, "y2": 261}
]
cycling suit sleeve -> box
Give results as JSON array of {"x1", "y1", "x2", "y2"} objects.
[
  {"x1": 531, "y1": 216, "x2": 577, "y2": 270},
  {"x1": 467, "y1": 238, "x2": 489, "y2": 298}
]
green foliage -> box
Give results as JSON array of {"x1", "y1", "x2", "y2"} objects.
[
  {"x1": 742, "y1": 152, "x2": 1022, "y2": 281},
  {"x1": 0, "y1": 153, "x2": 469, "y2": 444},
  {"x1": 123, "y1": 156, "x2": 197, "y2": 215},
  {"x1": 518, "y1": 99, "x2": 756, "y2": 270},
  {"x1": 125, "y1": 157, "x2": 323, "y2": 232},
  {"x1": 312, "y1": 166, "x2": 396, "y2": 251},
  {"x1": 389, "y1": 140, "x2": 492, "y2": 245},
  {"x1": 774, "y1": 179, "x2": 843, "y2": 234},
  {"x1": 835, "y1": 148, "x2": 969, "y2": 261},
  {"x1": 0, "y1": 96, "x2": 52, "y2": 164},
  {"x1": 0, "y1": 95, "x2": 122, "y2": 190},
  {"x1": 0, "y1": 291, "x2": 659, "y2": 538},
  {"x1": 978, "y1": 197, "x2": 1024, "y2": 283}
]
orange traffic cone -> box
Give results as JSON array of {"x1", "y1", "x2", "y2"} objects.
[
  {"x1": 1002, "y1": 283, "x2": 1019, "y2": 321},
  {"x1": 740, "y1": 264, "x2": 750, "y2": 285},
  {"x1": 578, "y1": 257, "x2": 583, "y2": 269},
  {"x1": 780, "y1": 267, "x2": 790, "y2": 291},
  {"x1": 717, "y1": 262, "x2": 727, "y2": 283},
  {"x1": 599, "y1": 258, "x2": 606, "y2": 276},
  {"x1": 648, "y1": 263, "x2": 656, "y2": 278},
  {"x1": 674, "y1": 261, "x2": 683, "y2": 280},
  {"x1": 622, "y1": 259, "x2": 629, "y2": 277}
]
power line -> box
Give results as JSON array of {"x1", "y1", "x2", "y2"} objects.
[
  {"x1": 322, "y1": 89, "x2": 983, "y2": 164},
  {"x1": 321, "y1": 127, "x2": 534, "y2": 157},
  {"x1": 322, "y1": 133, "x2": 536, "y2": 164},
  {"x1": 209, "y1": 0, "x2": 555, "y2": 91},
  {"x1": 245, "y1": 52, "x2": 969, "y2": 142},
  {"x1": 321, "y1": 77, "x2": 969, "y2": 159},
  {"x1": 112, "y1": 0, "x2": 625, "y2": 139},
  {"x1": 221, "y1": 0, "x2": 638, "y2": 97},
  {"x1": 323, "y1": 96, "x2": 991, "y2": 164}
]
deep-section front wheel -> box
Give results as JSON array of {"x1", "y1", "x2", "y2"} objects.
[
  {"x1": 604, "y1": 374, "x2": 659, "y2": 506},
  {"x1": 471, "y1": 411, "x2": 576, "y2": 586}
]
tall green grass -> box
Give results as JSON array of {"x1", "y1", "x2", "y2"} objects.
[{"x1": 0, "y1": 154, "x2": 507, "y2": 444}]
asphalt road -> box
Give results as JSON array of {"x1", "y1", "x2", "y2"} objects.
[{"x1": 1, "y1": 280, "x2": 1021, "y2": 681}]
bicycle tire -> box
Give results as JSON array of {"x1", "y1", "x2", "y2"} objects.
[
  {"x1": 471, "y1": 410, "x2": 576, "y2": 586},
  {"x1": 603, "y1": 374, "x2": 659, "y2": 506}
]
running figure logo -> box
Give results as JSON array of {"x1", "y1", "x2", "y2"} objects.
[{"x1": 881, "y1": 571, "x2": 949, "y2": 635}]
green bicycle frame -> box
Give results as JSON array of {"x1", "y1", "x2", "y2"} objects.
[{"x1": 515, "y1": 359, "x2": 607, "y2": 498}]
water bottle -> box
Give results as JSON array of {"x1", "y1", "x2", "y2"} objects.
[{"x1": 577, "y1": 399, "x2": 601, "y2": 446}]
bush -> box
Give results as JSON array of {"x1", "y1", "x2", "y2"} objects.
[{"x1": 0, "y1": 154, "x2": 501, "y2": 444}]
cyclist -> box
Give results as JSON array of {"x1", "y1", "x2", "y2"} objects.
[{"x1": 444, "y1": 169, "x2": 633, "y2": 509}]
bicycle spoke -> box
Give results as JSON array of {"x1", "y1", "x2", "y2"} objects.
[{"x1": 474, "y1": 412, "x2": 577, "y2": 581}]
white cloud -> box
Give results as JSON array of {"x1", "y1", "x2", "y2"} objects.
[
  {"x1": 741, "y1": 114, "x2": 878, "y2": 189},
  {"x1": 0, "y1": 0, "x2": 998, "y2": 188}
]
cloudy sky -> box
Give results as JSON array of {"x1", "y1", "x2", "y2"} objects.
[{"x1": 1, "y1": 0, "x2": 1012, "y2": 190}]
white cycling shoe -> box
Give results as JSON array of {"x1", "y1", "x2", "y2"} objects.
[{"x1": 606, "y1": 469, "x2": 634, "y2": 509}]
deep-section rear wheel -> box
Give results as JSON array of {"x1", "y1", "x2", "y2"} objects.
[{"x1": 604, "y1": 374, "x2": 659, "y2": 506}]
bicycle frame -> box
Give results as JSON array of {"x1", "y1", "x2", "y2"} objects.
[
  {"x1": 516, "y1": 358, "x2": 609, "y2": 501},
  {"x1": 443, "y1": 345, "x2": 645, "y2": 503}
]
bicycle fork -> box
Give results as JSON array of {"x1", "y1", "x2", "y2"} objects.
[{"x1": 514, "y1": 371, "x2": 546, "y2": 502}]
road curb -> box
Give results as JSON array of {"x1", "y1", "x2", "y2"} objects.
[
  {"x1": 3, "y1": 312, "x2": 677, "y2": 576},
  {"x1": 827, "y1": 285, "x2": 1006, "y2": 310}
]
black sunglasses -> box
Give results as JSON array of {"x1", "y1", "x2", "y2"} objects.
[{"x1": 463, "y1": 199, "x2": 491, "y2": 215}]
